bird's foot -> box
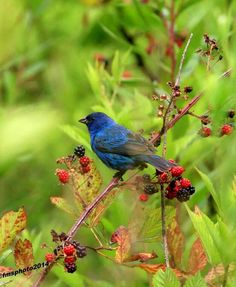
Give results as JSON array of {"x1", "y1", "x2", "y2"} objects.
[
  {"x1": 113, "y1": 171, "x2": 125, "y2": 181},
  {"x1": 138, "y1": 163, "x2": 148, "y2": 171}
]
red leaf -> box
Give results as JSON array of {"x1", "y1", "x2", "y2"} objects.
[
  {"x1": 0, "y1": 266, "x2": 14, "y2": 273},
  {"x1": 114, "y1": 226, "x2": 131, "y2": 263},
  {"x1": 135, "y1": 263, "x2": 185, "y2": 278},
  {"x1": 188, "y1": 238, "x2": 207, "y2": 274},
  {"x1": 14, "y1": 239, "x2": 34, "y2": 276},
  {"x1": 167, "y1": 217, "x2": 184, "y2": 268}
]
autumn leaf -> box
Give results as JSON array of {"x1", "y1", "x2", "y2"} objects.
[
  {"x1": 205, "y1": 264, "x2": 235, "y2": 286},
  {"x1": 124, "y1": 251, "x2": 157, "y2": 263},
  {"x1": 14, "y1": 239, "x2": 34, "y2": 276},
  {"x1": 188, "y1": 238, "x2": 207, "y2": 275},
  {"x1": 0, "y1": 266, "x2": 14, "y2": 273},
  {"x1": 135, "y1": 264, "x2": 185, "y2": 278},
  {"x1": 114, "y1": 226, "x2": 131, "y2": 263},
  {"x1": 0, "y1": 208, "x2": 27, "y2": 252},
  {"x1": 167, "y1": 217, "x2": 184, "y2": 268},
  {"x1": 72, "y1": 160, "x2": 102, "y2": 210},
  {"x1": 50, "y1": 197, "x2": 76, "y2": 216},
  {"x1": 89, "y1": 187, "x2": 119, "y2": 227}
]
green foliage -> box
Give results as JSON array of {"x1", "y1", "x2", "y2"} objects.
[{"x1": 153, "y1": 268, "x2": 180, "y2": 287}]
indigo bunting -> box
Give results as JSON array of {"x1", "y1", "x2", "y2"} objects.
[{"x1": 79, "y1": 112, "x2": 174, "y2": 173}]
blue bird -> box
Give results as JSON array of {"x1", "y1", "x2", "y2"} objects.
[{"x1": 79, "y1": 112, "x2": 174, "y2": 175}]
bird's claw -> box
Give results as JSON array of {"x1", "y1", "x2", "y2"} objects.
[{"x1": 113, "y1": 171, "x2": 125, "y2": 181}]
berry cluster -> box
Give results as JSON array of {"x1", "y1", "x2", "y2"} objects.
[
  {"x1": 45, "y1": 230, "x2": 87, "y2": 274},
  {"x1": 74, "y1": 145, "x2": 91, "y2": 174},
  {"x1": 199, "y1": 109, "x2": 234, "y2": 138},
  {"x1": 165, "y1": 165, "x2": 195, "y2": 202},
  {"x1": 139, "y1": 161, "x2": 195, "y2": 203}
]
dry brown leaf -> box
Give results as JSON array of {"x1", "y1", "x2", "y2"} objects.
[
  {"x1": 0, "y1": 207, "x2": 27, "y2": 252},
  {"x1": 188, "y1": 238, "x2": 207, "y2": 275},
  {"x1": 167, "y1": 217, "x2": 184, "y2": 268},
  {"x1": 14, "y1": 239, "x2": 34, "y2": 276},
  {"x1": 0, "y1": 266, "x2": 14, "y2": 273},
  {"x1": 124, "y1": 251, "x2": 157, "y2": 263}
]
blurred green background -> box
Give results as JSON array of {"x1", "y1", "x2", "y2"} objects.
[{"x1": 1, "y1": 0, "x2": 236, "y2": 286}]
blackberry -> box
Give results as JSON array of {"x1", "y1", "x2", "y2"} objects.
[
  {"x1": 144, "y1": 184, "x2": 157, "y2": 195},
  {"x1": 72, "y1": 240, "x2": 80, "y2": 248},
  {"x1": 65, "y1": 262, "x2": 77, "y2": 273},
  {"x1": 76, "y1": 246, "x2": 87, "y2": 258},
  {"x1": 187, "y1": 186, "x2": 195, "y2": 195},
  {"x1": 228, "y1": 110, "x2": 235, "y2": 118},
  {"x1": 74, "y1": 145, "x2": 85, "y2": 157},
  {"x1": 176, "y1": 188, "x2": 190, "y2": 202},
  {"x1": 142, "y1": 174, "x2": 151, "y2": 182}
]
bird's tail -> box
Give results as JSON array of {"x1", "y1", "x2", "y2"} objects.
[{"x1": 140, "y1": 155, "x2": 175, "y2": 172}]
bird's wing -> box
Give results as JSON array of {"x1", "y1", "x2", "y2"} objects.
[{"x1": 93, "y1": 125, "x2": 156, "y2": 156}]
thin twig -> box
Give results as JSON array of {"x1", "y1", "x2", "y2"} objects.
[
  {"x1": 175, "y1": 33, "x2": 193, "y2": 86},
  {"x1": 160, "y1": 184, "x2": 170, "y2": 267},
  {"x1": 222, "y1": 264, "x2": 229, "y2": 287}
]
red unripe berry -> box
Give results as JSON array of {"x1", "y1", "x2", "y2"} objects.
[
  {"x1": 180, "y1": 178, "x2": 191, "y2": 188},
  {"x1": 79, "y1": 156, "x2": 90, "y2": 167},
  {"x1": 139, "y1": 193, "x2": 149, "y2": 202},
  {"x1": 170, "y1": 166, "x2": 185, "y2": 177},
  {"x1": 160, "y1": 172, "x2": 168, "y2": 183},
  {"x1": 221, "y1": 124, "x2": 233, "y2": 136},
  {"x1": 64, "y1": 256, "x2": 76, "y2": 264},
  {"x1": 94, "y1": 53, "x2": 106, "y2": 63},
  {"x1": 165, "y1": 191, "x2": 177, "y2": 199},
  {"x1": 81, "y1": 165, "x2": 91, "y2": 174},
  {"x1": 56, "y1": 169, "x2": 70, "y2": 184},
  {"x1": 122, "y1": 70, "x2": 132, "y2": 79},
  {"x1": 169, "y1": 159, "x2": 176, "y2": 164},
  {"x1": 45, "y1": 253, "x2": 55, "y2": 262},
  {"x1": 200, "y1": 127, "x2": 212, "y2": 137},
  {"x1": 64, "y1": 244, "x2": 75, "y2": 256}
]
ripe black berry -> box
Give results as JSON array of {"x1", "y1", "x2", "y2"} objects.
[
  {"x1": 144, "y1": 184, "x2": 157, "y2": 195},
  {"x1": 228, "y1": 110, "x2": 235, "y2": 118},
  {"x1": 74, "y1": 145, "x2": 85, "y2": 157},
  {"x1": 187, "y1": 186, "x2": 195, "y2": 195},
  {"x1": 76, "y1": 246, "x2": 87, "y2": 258},
  {"x1": 65, "y1": 262, "x2": 77, "y2": 273},
  {"x1": 176, "y1": 188, "x2": 190, "y2": 202}
]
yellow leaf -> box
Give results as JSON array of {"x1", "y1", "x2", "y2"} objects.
[
  {"x1": 14, "y1": 239, "x2": 34, "y2": 276},
  {"x1": 0, "y1": 207, "x2": 27, "y2": 252},
  {"x1": 50, "y1": 197, "x2": 75, "y2": 216}
]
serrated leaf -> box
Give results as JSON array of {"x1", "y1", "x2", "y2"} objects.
[
  {"x1": 129, "y1": 206, "x2": 175, "y2": 242},
  {"x1": 0, "y1": 208, "x2": 27, "y2": 252},
  {"x1": 188, "y1": 238, "x2": 207, "y2": 274},
  {"x1": 50, "y1": 197, "x2": 75, "y2": 216},
  {"x1": 205, "y1": 264, "x2": 235, "y2": 286},
  {"x1": 185, "y1": 205, "x2": 221, "y2": 265},
  {"x1": 184, "y1": 272, "x2": 207, "y2": 287},
  {"x1": 124, "y1": 251, "x2": 157, "y2": 263},
  {"x1": 89, "y1": 187, "x2": 119, "y2": 227},
  {"x1": 136, "y1": 263, "x2": 166, "y2": 274},
  {"x1": 167, "y1": 217, "x2": 184, "y2": 268},
  {"x1": 72, "y1": 160, "x2": 102, "y2": 210},
  {"x1": 195, "y1": 168, "x2": 221, "y2": 213},
  {"x1": 114, "y1": 226, "x2": 131, "y2": 263},
  {"x1": 0, "y1": 266, "x2": 14, "y2": 273},
  {"x1": 153, "y1": 268, "x2": 181, "y2": 287},
  {"x1": 14, "y1": 239, "x2": 34, "y2": 276}
]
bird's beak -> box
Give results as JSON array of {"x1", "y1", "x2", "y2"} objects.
[{"x1": 79, "y1": 117, "x2": 88, "y2": 124}]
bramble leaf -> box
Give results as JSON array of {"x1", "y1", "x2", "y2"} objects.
[
  {"x1": 188, "y1": 238, "x2": 207, "y2": 274},
  {"x1": 0, "y1": 207, "x2": 27, "y2": 252},
  {"x1": 50, "y1": 197, "x2": 76, "y2": 216},
  {"x1": 184, "y1": 272, "x2": 207, "y2": 287},
  {"x1": 153, "y1": 268, "x2": 181, "y2": 287},
  {"x1": 114, "y1": 226, "x2": 131, "y2": 263},
  {"x1": 167, "y1": 217, "x2": 184, "y2": 268},
  {"x1": 14, "y1": 239, "x2": 34, "y2": 276}
]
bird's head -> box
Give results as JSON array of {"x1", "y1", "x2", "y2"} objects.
[{"x1": 79, "y1": 112, "x2": 115, "y2": 134}]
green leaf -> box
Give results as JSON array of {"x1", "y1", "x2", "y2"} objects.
[
  {"x1": 185, "y1": 205, "x2": 221, "y2": 265},
  {"x1": 153, "y1": 268, "x2": 180, "y2": 287},
  {"x1": 195, "y1": 168, "x2": 221, "y2": 213},
  {"x1": 184, "y1": 272, "x2": 208, "y2": 287}
]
